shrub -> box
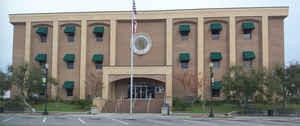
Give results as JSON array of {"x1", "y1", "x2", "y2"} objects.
[
  {"x1": 62, "y1": 99, "x2": 91, "y2": 109},
  {"x1": 194, "y1": 99, "x2": 203, "y2": 105},
  {"x1": 28, "y1": 95, "x2": 49, "y2": 105},
  {"x1": 4, "y1": 99, "x2": 25, "y2": 108},
  {"x1": 0, "y1": 101, "x2": 5, "y2": 107},
  {"x1": 288, "y1": 96, "x2": 300, "y2": 104},
  {"x1": 78, "y1": 100, "x2": 90, "y2": 109},
  {"x1": 206, "y1": 100, "x2": 240, "y2": 106},
  {"x1": 254, "y1": 94, "x2": 264, "y2": 104},
  {"x1": 173, "y1": 97, "x2": 191, "y2": 111}
]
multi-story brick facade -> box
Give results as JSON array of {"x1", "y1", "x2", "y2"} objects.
[{"x1": 9, "y1": 7, "x2": 288, "y2": 112}]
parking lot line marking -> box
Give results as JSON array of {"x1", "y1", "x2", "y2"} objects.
[
  {"x1": 110, "y1": 118, "x2": 128, "y2": 125},
  {"x1": 183, "y1": 119, "x2": 217, "y2": 126},
  {"x1": 2, "y1": 117, "x2": 15, "y2": 122},
  {"x1": 147, "y1": 119, "x2": 173, "y2": 126},
  {"x1": 225, "y1": 120, "x2": 265, "y2": 126},
  {"x1": 42, "y1": 117, "x2": 47, "y2": 123},
  {"x1": 78, "y1": 118, "x2": 86, "y2": 124}
]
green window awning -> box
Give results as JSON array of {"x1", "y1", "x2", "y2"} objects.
[
  {"x1": 64, "y1": 26, "x2": 76, "y2": 33},
  {"x1": 210, "y1": 24, "x2": 223, "y2": 31},
  {"x1": 92, "y1": 54, "x2": 104, "y2": 63},
  {"x1": 242, "y1": 22, "x2": 255, "y2": 30},
  {"x1": 93, "y1": 27, "x2": 104, "y2": 34},
  {"x1": 210, "y1": 52, "x2": 222, "y2": 61},
  {"x1": 63, "y1": 81, "x2": 74, "y2": 89},
  {"x1": 63, "y1": 54, "x2": 75, "y2": 62},
  {"x1": 35, "y1": 54, "x2": 47, "y2": 62},
  {"x1": 212, "y1": 81, "x2": 222, "y2": 89},
  {"x1": 243, "y1": 51, "x2": 256, "y2": 60},
  {"x1": 179, "y1": 25, "x2": 190, "y2": 32},
  {"x1": 179, "y1": 53, "x2": 190, "y2": 62},
  {"x1": 36, "y1": 27, "x2": 48, "y2": 35}
]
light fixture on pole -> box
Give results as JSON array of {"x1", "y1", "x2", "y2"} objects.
[
  {"x1": 209, "y1": 63, "x2": 215, "y2": 118},
  {"x1": 43, "y1": 64, "x2": 48, "y2": 115}
]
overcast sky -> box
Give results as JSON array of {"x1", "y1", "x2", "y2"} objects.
[{"x1": 0, "y1": 0, "x2": 299, "y2": 71}]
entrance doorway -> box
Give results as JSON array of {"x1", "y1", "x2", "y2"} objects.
[
  {"x1": 128, "y1": 82, "x2": 156, "y2": 99},
  {"x1": 102, "y1": 77, "x2": 166, "y2": 113}
]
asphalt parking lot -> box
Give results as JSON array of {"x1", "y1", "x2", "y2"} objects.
[{"x1": 1, "y1": 113, "x2": 300, "y2": 126}]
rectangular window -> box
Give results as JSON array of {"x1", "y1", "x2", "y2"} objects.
[
  {"x1": 96, "y1": 34, "x2": 103, "y2": 42},
  {"x1": 211, "y1": 30, "x2": 220, "y2": 40},
  {"x1": 181, "y1": 62, "x2": 189, "y2": 69},
  {"x1": 212, "y1": 34, "x2": 220, "y2": 40},
  {"x1": 67, "y1": 34, "x2": 75, "y2": 42},
  {"x1": 180, "y1": 31, "x2": 189, "y2": 40},
  {"x1": 212, "y1": 89, "x2": 220, "y2": 97},
  {"x1": 244, "y1": 60, "x2": 253, "y2": 68},
  {"x1": 243, "y1": 33, "x2": 252, "y2": 40},
  {"x1": 212, "y1": 61, "x2": 220, "y2": 69},
  {"x1": 39, "y1": 62, "x2": 46, "y2": 68},
  {"x1": 181, "y1": 35, "x2": 189, "y2": 40},
  {"x1": 67, "y1": 62, "x2": 74, "y2": 69},
  {"x1": 40, "y1": 35, "x2": 47, "y2": 43},
  {"x1": 128, "y1": 82, "x2": 155, "y2": 99},
  {"x1": 66, "y1": 88, "x2": 73, "y2": 96},
  {"x1": 95, "y1": 63, "x2": 103, "y2": 69}
]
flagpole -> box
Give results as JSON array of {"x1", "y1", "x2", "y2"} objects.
[{"x1": 130, "y1": 0, "x2": 134, "y2": 118}]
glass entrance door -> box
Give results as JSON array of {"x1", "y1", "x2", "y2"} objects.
[{"x1": 128, "y1": 82, "x2": 155, "y2": 99}]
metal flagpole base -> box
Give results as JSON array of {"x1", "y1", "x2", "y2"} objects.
[{"x1": 128, "y1": 114, "x2": 136, "y2": 120}]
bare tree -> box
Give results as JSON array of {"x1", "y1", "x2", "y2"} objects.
[
  {"x1": 175, "y1": 71, "x2": 207, "y2": 111},
  {"x1": 175, "y1": 72, "x2": 202, "y2": 98},
  {"x1": 86, "y1": 72, "x2": 103, "y2": 98}
]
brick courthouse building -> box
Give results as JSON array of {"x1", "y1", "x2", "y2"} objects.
[{"x1": 9, "y1": 7, "x2": 288, "y2": 112}]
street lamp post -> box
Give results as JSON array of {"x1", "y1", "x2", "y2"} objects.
[
  {"x1": 209, "y1": 63, "x2": 215, "y2": 118},
  {"x1": 43, "y1": 64, "x2": 48, "y2": 115}
]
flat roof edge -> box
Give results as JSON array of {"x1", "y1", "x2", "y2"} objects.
[{"x1": 9, "y1": 6, "x2": 289, "y2": 16}]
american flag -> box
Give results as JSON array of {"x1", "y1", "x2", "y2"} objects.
[{"x1": 132, "y1": 0, "x2": 137, "y2": 35}]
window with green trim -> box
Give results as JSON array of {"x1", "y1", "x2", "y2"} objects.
[
  {"x1": 96, "y1": 34, "x2": 103, "y2": 41},
  {"x1": 243, "y1": 51, "x2": 255, "y2": 68},
  {"x1": 95, "y1": 63, "x2": 103, "y2": 69},
  {"x1": 242, "y1": 22, "x2": 255, "y2": 40},
  {"x1": 179, "y1": 25, "x2": 190, "y2": 40},
  {"x1": 212, "y1": 34, "x2": 220, "y2": 40},
  {"x1": 64, "y1": 26, "x2": 76, "y2": 42},
  {"x1": 243, "y1": 32, "x2": 252, "y2": 40},
  {"x1": 67, "y1": 62, "x2": 74, "y2": 69},
  {"x1": 181, "y1": 62, "x2": 189, "y2": 69},
  {"x1": 179, "y1": 53, "x2": 190, "y2": 69},
  {"x1": 39, "y1": 62, "x2": 46, "y2": 68},
  {"x1": 244, "y1": 60, "x2": 253, "y2": 68},
  {"x1": 94, "y1": 27, "x2": 104, "y2": 42},
  {"x1": 181, "y1": 34, "x2": 189, "y2": 40},
  {"x1": 64, "y1": 54, "x2": 75, "y2": 69},
  {"x1": 66, "y1": 88, "x2": 73, "y2": 96},
  {"x1": 67, "y1": 34, "x2": 75, "y2": 42},
  {"x1": 40, "y1": 34, "x2": 47, "y2": 43},
  {"x1": 36, "y1": 27, "x2": 48, "y2": 43},
  {"x1": 212, "y1": 61, "x2": 220, "y2": 69},
  {"x1": 211, "y1": 24, "x2": 222, "y2": 40},
  {"x1": 92, "y1": 54, "x2": 103, "y2": 69},
  {"x1": 35, "y1": 54, "x2": 47, "y2": 67}
]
